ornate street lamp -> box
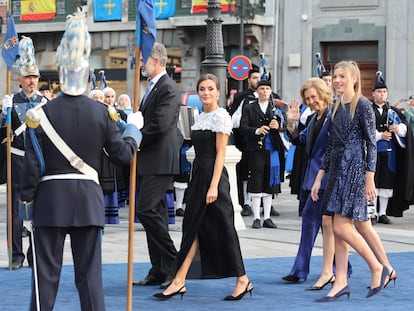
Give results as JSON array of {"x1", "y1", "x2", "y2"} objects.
[{"x1": 201, "y1": 0, "x2": 228, "y2": 108}]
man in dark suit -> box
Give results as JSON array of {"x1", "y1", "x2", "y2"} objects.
[
  {"x1": 133, "y1": 42, "x2": 181, "y2": 288},
  {"x1": 19, "y1": 11, "x2": 142, "y2": 310}
]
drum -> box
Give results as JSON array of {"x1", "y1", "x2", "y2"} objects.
[{"x1": 178, "y1": 106, "x2": 199, "y2": 140}]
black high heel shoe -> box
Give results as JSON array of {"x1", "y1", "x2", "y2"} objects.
[
  {"x1": 315, "y1": 285, "x2": 350, "y2": 302},
  {"x1": 384, "y1": 269, "x2": 397, "y2": 288},
  {"x1": 306, "y1": 275, "x2": 335, "y2": 291},
  {"x1": 223, "y1": 281, "x2": 254, "y2": 301},
  {"x1": 366, "y1": 266, "x2": 389, "y2": 298},
  {"x1": 153, "y1": 285, "x2": 186, "y2": 300}
]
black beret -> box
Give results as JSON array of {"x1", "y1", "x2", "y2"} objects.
[
  {"x1": 39, "y1": 84, "x2": 50, "y2": 91},
  {"x1": 256, "y1": 80, "x2": 272, "y2": 88}
]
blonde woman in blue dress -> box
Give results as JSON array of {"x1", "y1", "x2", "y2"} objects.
[{"x1": 311, "y1": 60, "x2": 395, "y2": 302}]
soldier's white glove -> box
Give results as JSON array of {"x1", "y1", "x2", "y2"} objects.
[
  {"x1": 127, "y1": 111, "x2": 144, "y2": 129},
  {"x1": 2, "y1": 95, "x2": 13, "y2": 116}
]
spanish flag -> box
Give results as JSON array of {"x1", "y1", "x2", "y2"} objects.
[
  {"x1": 20, "y1": 0, "x2": 56, "y2": 21},
  {"x1": 191, "y1": 0, "x2": 235, "y2": 14}
]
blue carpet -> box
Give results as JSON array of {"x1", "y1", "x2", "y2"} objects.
[{"x1": 0, "y1": 252, "x2": 412, "y2": 311}]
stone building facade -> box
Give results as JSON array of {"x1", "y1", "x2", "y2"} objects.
[{"x1": 1, "y1": 0, "x2": 413, "y2": 104}]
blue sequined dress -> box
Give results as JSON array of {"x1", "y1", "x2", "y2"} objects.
[{"x1": 321, "y1": 97, "x2": 376, "y2": 221}]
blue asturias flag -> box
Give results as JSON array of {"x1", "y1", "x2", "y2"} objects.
[
  {"x1": 2, "y1": 13, "x2": 20, "y2": 70},
  {"x1": 136, "y1": 0, "x2": 156, "y2": 64},
  {"x1": 94, "y1": 0, "x2": 122, "y2": 22},
  {"x1": 154, "y1": 0, "x2": 176, "y2": 19}
]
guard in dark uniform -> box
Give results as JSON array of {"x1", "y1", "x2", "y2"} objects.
[
  {"x1": 0, "y1": 36, "x2": 46, "y2": 270},
  {"x1": 18, "y1": 11, "x2": 142, "y2": 311}
]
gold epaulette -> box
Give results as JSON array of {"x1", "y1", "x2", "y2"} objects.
[
  {"x1": 25, "y1": 108, "x2": 41, "y2": 128},
  {"x1": 107, "y1": 105, "x2": 119, "y2": 122}
]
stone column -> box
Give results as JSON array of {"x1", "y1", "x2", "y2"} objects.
[{"x1": 186, "y1": 146, "x2": 245, "y2": 230}]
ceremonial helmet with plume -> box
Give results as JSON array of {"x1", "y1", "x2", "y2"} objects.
[
  {"x1": 56, "y1": 9, "x2": 91, "y2": 96},
  {"x1": 16, "y1": 36, "x2": 40, "y2": 77}
]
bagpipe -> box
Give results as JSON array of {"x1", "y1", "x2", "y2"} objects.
[{"x1": 387, "y1": 106, "x2": 406, "y2": 149}]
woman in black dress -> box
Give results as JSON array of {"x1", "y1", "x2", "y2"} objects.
[{"x1": 154, "y1": 74, "x2": 252, "y2": 301}]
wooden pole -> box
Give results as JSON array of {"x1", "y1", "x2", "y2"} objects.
[
  {"x1": 6, "y1": 68, "x2": 12, "y2": 270},
  {"x1": 126, "y1": 44, "x2": 141, "y2": 311}
]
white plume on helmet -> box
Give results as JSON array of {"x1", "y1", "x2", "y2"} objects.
[
  {"x1": 16, "y1": 36, "x2": 40, "y2": 77},
  {"x1": 56, "y1": 9, "x2": 91, "y2": 96}
]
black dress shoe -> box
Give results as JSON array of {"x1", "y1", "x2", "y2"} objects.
[
  {"x1": 132, "y1": 275, "x2": 163, "y2": 286},
  {"x1": 252, "y1": 219, "x2": 261, "y2": 229},
  {"x1": 11, "y1": 261, "x2": 23, "y2": 270},
  {"x1": 241, "y1": 204, "x2": 252, "y2": 216},
  {"x1": 282, "y1": 275, "x2": 300, "y2": 283},
  {"x1": 263, "y1": 218, "x2": 277, "y2": 228},
  {"x1": 378, "y1": 215, "x2": 392, "y2": 224},
  {"x1": 270, "y1": 206, "x2": 280, "y2": 216},
  {"x1": 175, "y1": 208, "x2": 185, "y2": 217}
]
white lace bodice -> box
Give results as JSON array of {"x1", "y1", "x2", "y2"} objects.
[{"x1": 191, "y1": 107, "x2": 232, "y2": 135}]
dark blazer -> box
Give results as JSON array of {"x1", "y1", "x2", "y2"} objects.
[
  {"x1": 138, "y1": 74, "x2": 181, "y2": 176},
  {"x1": 296, "y1": 111, "x2": 331, "y2": 191},
  {"x1": 20, "y1": 94, "x2": 137, "y2": 227}
]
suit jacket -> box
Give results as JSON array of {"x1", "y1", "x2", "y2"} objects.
[
  {"x1": 297, "y1": 111, "x2": 331, "y2": 191},
  {"x1": 19, "y1": 94, "x2": 137, "y2": 227},
  {"x1": 138, "y1": 74, "x2": 181, "y2": 175}
]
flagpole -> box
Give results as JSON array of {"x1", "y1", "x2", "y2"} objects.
[
  {"x1": 5, "y1": 3, "x2": 13, "y2": 270},
  {"x1": 126, "y1": 42, "x2": 141, "y2": 311},
  {"x1": 6, "y1": 67, "x2": 12, "y2": 270},
  {"x1": 127, "y1": 1, "x2": 156, "y2": 308},
  {"x1": 126, "y1": 3, "x2": 143, "y2": 307}
]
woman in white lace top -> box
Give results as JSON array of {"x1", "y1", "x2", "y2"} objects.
[{"x1": 154, "y1": 74, "x2": 252, "y2": 301}]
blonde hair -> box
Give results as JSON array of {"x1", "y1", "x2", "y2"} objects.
[
  {"x1": 332, "y1": 60, "x2": 362, "y2": 120},
  {"x1": 300, "y1": 77, "x2": 333, "y2": 107}
]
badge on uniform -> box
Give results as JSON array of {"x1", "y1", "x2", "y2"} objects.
[{"x1": 19, "y1": 200, "x2": 34, "y2": 221}]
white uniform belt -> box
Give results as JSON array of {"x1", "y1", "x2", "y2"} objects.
[
  {"x1": 14, "y1": 123, "x2": 27, "y2": 137},
  {"x1": 11, "y1": 147, "x2": 25, "y2": 156},
  {"x1": 37, "y1": 108, "x2": 99, "y2": 184},
  {"x1": 40, "y1": 173, "x2": 99, "y2": 184}
]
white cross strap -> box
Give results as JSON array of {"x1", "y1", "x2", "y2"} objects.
[{"x1": 37, "y1": 108, "x2": 99, "y2": 185}]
